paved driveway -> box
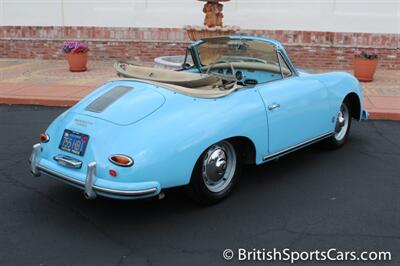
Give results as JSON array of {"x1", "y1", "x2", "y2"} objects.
[{"x1": 0, "y1": 105, "x2": 399, "y2": 266}]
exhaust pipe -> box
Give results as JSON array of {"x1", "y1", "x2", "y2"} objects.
[
  {"x1": 84, "y1": 191, "x2": 97, "y2": 200},
  {"x1": 30, "y1": 170, "x2": 41, "y2": 177},
  {"x1": 158, "y1": 192, "x2": 165, "y2": 200}
]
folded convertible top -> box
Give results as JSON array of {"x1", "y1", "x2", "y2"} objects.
[{"x1": 114, "y1": 61, "x2": 220, "y2": 88}]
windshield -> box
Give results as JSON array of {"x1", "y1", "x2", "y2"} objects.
[{"x1": 197, "y1": 38, "x2": 278, "y2": 66}]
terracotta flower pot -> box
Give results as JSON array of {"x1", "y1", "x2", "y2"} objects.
[
  {"x1": 66, "y1": 52, "x2": 88, "y2": 72},
  {"x1": 353, "y1": 58, "x2": 378, "y2": 82}
]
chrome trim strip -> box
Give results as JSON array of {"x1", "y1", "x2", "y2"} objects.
[
  {"x1": 36, "y1": 165, "x2": 158, "y2": 197},
  {"x1": 263, "y1": 132, "x2": 334, "y2": 162},
  {"x1": 277, "y1": 50, "x2": 296, "y2": 77},
  {"x1": 95, "y1": 186, "x2": 158, "y2": 196},
  {"x1": 276, "y1": 50, "x2": 284, "y2": 79},
  {"x1": 38, "y1": 165, "x2": 84, "y2": 186}
]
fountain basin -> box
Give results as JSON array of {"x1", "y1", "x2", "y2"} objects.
[
  {"x1": 154, "y1": 55, "x2": 193, "y2": 70},
  {"x1": 184, "y1": 25, "x2": 240, "y2": 41}
]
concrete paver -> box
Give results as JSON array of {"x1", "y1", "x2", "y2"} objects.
[{"x1": 0, "y1": 59, "x2": 399, "y2": 119}]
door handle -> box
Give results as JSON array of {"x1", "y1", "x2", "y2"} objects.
[{"x1": 268, "y1": 103, "x2": 280, "y2": 110}]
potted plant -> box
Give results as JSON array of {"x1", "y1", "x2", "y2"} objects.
[
  {"x1": 353, "y1": 50, "x2": 379, "y2": 82},
  {"x1": 63, "y1": 41, "x2": 89, "y2": 72}
]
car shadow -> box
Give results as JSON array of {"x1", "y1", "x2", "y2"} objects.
[{"x1": 44, "y1": 140, "x2": 333, "y2": 214}]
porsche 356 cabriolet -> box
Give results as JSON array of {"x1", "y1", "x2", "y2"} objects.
[{"x1": 30, "y1": 36, "x2": 368, "y2": 204}]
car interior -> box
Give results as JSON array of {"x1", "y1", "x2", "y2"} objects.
[{"x1": 113, "y1": 38, "x2": 293, "y2": 98}]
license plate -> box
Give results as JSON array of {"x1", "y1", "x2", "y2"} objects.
[{"x1": 59, "y1": 129, "x2": 89, "y2": 156}]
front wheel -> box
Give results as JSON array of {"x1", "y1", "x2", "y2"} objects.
[
  {"x1": 186, "y1": 141, "x2": 241, "y2": 205},
  {"x1": 325, "y1": 101, "x2": 352, "y2": 149}
]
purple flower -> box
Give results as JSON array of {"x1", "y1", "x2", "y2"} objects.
[
  {"x1": 62, "y1": 41, "x2": 89, "y2": 54},
  {"x1": 354, "y1": 49, "x2": 378, "y2": 60}
]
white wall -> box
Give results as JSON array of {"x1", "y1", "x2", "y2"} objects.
[{"x1": 0, "y1": 0, "x2": 399, "y2": 34}]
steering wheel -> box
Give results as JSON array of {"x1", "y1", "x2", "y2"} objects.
[{"x1": 205, "y1": 60, "x2": 237, "y2": 82}]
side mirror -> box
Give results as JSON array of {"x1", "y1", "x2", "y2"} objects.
[{"x1": 181, "y1": 62, "x2": 192, "y2": 70}]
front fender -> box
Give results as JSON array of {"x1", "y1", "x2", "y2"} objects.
[{"x1": 310, "y1": 72, "x2": 367, "y2": 121}]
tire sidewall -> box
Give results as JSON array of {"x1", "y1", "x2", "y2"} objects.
[
  {"x1": 327, "y1": 101, "x2": 352, "y2": 148},
  {"x1": 187, "y1": 141, "x2": 241, "y2": 204}
]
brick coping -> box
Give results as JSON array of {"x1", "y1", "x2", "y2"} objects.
[{"x1": 2, "y1": 36, "x2": 398, "y2": 50}]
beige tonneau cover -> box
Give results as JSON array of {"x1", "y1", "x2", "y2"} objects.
[
  {"x1": 109, "y1": 77, "x2": 241, "y2": 99},
  {"x1": 114, "y1": 61, "x2": 221, "y2": 88},
  {"x1": 113, "y1": 61, "x2": 241, "y2": 98}
]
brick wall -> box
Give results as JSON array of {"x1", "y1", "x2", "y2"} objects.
[{"x1": 0, "y1": 26, "x2": 398, "y2": 69}]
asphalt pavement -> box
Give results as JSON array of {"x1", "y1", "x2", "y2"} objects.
[{"x1": 0, "y1": 105, "x2": 399, "y2": 266}]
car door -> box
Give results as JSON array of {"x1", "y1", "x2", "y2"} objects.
[{"x1": 258, "y1": 70, "x2": 332, "y2": 156}]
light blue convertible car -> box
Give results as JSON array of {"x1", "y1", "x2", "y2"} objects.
[{"x1": 30, "y1": 36, "x2": 368, "y2": 204}]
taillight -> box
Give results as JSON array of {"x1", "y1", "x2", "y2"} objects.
[
  {"x1": 39, "y1": 133, "x2": 49, "y2": 143},
  {"x1": 109, "y1": 169, "x2": 117, "y2": 177},
  {"x1": 108, "y1": 155, "x2": 134, "y2": 167}
]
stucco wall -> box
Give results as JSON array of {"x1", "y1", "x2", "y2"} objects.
[{"x1": 0, "y1": 0, "x2": 399, "y2": 34}]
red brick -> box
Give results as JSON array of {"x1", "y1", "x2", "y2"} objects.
[{"x1": 0, "y1": 26, "x2": 398, "y2": 70}]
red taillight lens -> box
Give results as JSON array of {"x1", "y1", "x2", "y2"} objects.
[
  {"x1": 39, "y1": 133, "x2": 49, "y2": 143},
  {"x1": 108, "y1": 155, "x2": 134, "y2": 167},
  {"x1": 109, "y1": 169, "x2": 117, "y2": 177}
]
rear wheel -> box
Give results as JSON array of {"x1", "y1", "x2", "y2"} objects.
[
  {"x1": 186, "y1": 141, "x2": 241, "y2": 205},
  {"x1": 325, "y1": 101, "x2": 352, "y2": 149}
]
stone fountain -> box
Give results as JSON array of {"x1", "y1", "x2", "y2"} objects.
[
  {"x1": 154, "y1": 0, "x2": 240, "y2": 69},
  {"x1": 184, "y1": 0, "x2": 240, "y2": 41}
]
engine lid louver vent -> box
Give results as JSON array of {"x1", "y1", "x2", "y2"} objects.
[{"x1": 85, "y1": 86, "x2": 133, "y2": 113}]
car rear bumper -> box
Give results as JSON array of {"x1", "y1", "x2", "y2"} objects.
[{"x1": 30, "y1": 143, "x2": 160, "y2": 200}]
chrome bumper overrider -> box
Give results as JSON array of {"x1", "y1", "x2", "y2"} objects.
[
  {"x1": 30, "y1": 144, "x2": 159, "y2": 199},
  {"x1": 362, "y1": 109, "x2": 369, "y2": 120}
]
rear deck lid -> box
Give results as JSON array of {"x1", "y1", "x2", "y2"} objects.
[{"x1": 77, "y1": 83, "x2": 166, "y2": 126}]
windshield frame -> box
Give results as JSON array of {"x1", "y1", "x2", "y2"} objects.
[
  {"x1": 197, "y1": 39, "x2": 275, "y2": 67},
  {"x1": 191, "y1": 36, "x2": 298, "y2": 77}
]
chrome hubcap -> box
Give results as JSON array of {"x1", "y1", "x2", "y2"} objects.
[
  {"x1": 205, "y1": 149, "x2": 227, "y2": 182},
  {"x1": 334, "y1": 104, "x2": 349, "y2": 141},
  {"x1": 202, "y1": 142, "x2": 236, "y2": 193},
  {"x1": 338, "y1": 112, "x2": 345, "y2": 127}
]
